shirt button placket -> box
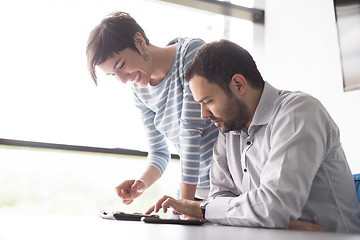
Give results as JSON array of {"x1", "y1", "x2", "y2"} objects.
[
  {"x1": 244, "y1": 137, "x2": 253, "y2": 189},
  {"x1": 240, "y1": 135, "x2": 252, "y2": 191}
]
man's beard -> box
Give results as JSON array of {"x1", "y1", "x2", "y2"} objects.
[{"x1": 211, "y1": 94, "x2": 251, "y2": 133}]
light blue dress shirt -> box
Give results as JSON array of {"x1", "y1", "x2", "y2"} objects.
[{"x1": 206, "y1": 82, "x2": 360, "y2": 233}]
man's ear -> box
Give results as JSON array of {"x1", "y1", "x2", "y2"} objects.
[{"x1": 231, "y1": 74, "x2": 247, "y2": 95}]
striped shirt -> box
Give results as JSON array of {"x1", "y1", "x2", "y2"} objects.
[
  {"x1": 132, "y1": 38, "x2": 219, "y2": 191},
  {"x1": 206, "y1": 82, "x2": 360, "y2": 233}
]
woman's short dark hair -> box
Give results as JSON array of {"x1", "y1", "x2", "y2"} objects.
[
  {"x1": 86, "y1": 12, "x2": 149, "y2": 84},
  {"x1": 185, "y1": 39, "x2": 264, "y2": 92}
]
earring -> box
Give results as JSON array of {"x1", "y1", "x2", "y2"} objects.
[{"x1": 143, "y1": 52, "x2": 150, "y2": 60}]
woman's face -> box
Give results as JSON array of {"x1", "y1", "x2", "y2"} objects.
[{"x1": 98, "y1": 47, "x2": 152, "y2": 88}]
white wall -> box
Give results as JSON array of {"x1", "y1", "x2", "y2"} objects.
[{"x1": 263, "y1": 0, "x2": 360, "y2": 173}]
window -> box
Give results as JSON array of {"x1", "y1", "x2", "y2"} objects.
[
  {"x1": 0, "y1": 0, "x2": 255, "y2": 151},
  {"x1": 0, "y1": 0, "x2": 258, "y2": 216}
]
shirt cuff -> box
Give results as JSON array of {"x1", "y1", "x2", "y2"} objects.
[{"x1": 205, "y1": 197, "x2": 233, "y2": 221}]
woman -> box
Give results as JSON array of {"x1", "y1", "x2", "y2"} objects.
[{"x1": 86, "y1": 12, "x2": 218, "y2": 217}]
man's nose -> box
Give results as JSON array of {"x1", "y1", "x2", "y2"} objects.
[{"x1": 200, "y1": 104, "x2": 211, "y2": 119}]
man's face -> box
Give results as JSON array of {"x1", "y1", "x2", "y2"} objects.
[{"x1": 189, "y1": 75, "x2": 251, "y2": 133}]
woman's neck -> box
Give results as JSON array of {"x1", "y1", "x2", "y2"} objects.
[{"x1": 148, "y1": 43, "x2": 177, "y2": 86}]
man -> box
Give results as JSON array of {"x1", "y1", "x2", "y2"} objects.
[{"x1": 146, "y1": 39, "x2": 360, "y2": 233}]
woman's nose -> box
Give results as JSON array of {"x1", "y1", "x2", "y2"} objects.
[{"x1": 114, "y1": 72, "x2": 128, "y2": 84}]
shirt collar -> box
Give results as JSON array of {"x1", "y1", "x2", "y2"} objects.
[
  {"x1": 230, "y1": 81, "x2": 281, "y2": 135},
  {"x1": 251, "y1": 81, "x2": 280, "y2": 127},
  {"x1": 232, "y1": 81, "x2": 280, "y2": 135}
]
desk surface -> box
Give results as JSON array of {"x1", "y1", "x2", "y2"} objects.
[{"x1": 0, "y1": 214, "x2": 358, "y2": 240}]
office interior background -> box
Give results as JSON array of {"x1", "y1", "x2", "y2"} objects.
[{"x1": 0, "y1": 0, "x2": 359, "y2": 217}]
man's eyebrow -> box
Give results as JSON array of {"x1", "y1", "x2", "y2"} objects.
[
  {"x1": 113, "y1": 58, "x2": 122, "y2": 69},
  {"x1": 197, "y1": 96, "x2": 210, "y2": 103}
]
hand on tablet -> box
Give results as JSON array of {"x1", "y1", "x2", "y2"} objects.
[{"x1": 146, "y1": 195, "x2": 203, "y2": 220}]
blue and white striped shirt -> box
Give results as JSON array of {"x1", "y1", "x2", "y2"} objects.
[{"x1": 132, "y1": 38, "x2": 219, "y2": 192}]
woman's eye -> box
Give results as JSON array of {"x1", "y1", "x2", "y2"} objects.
[{"x1": 119, "y1": 61, "x2": 125, "y2": 69}]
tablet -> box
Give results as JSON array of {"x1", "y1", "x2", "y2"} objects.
[
  {"x1": 100, "y1": 210, "x2": 160, "y2": 221},
  {"x1": 141, "y1": 216, "x2": 204, "y2": 225}
]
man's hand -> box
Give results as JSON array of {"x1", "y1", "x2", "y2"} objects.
[
  {"x1": 146, "y1": 195, "x2": 203, "y2": 219},
  {"x1": 115, "y1": 179, "x2": 146, "y2": 205},
  {"x1": 286, "y1": 220, "x2": 324, "y2": 231}
]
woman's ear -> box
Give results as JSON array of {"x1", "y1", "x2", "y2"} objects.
[
  {"x1": 134, "y1": 32, "x2": 146, "y2": 50},
  {"x1": 231, "y1": 74, "x2": 247, "y2": 95}
]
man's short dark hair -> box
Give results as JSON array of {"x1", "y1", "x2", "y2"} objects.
[{"x1": 185, "y1": 39, "x2": 264, "y2": 92}]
